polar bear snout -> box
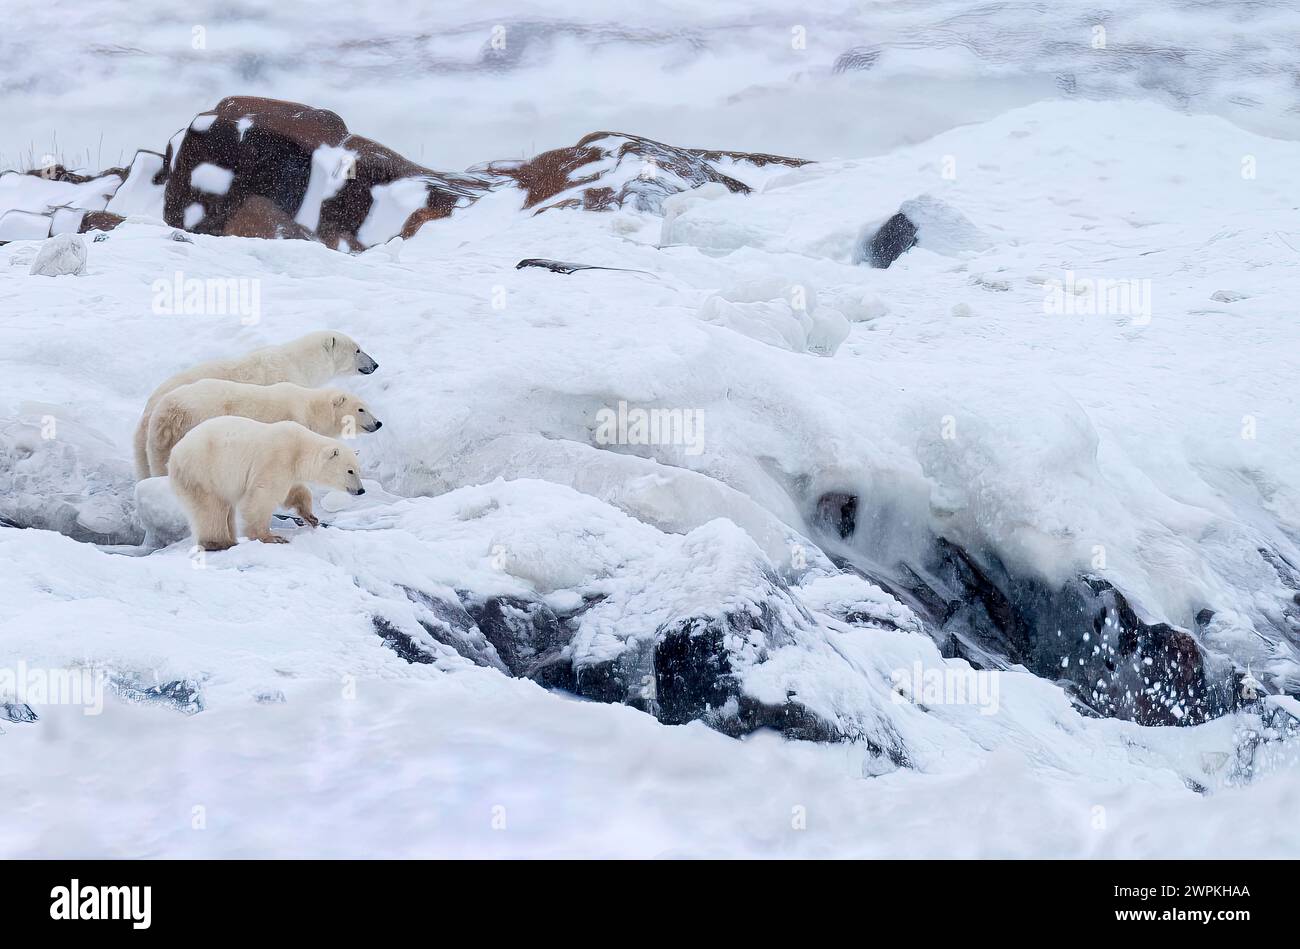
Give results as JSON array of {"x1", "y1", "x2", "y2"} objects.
[
  {"x1": 355, "y1": 350, "x2": 379, "y2": 374},
  {"x1": 367, "y1": 419, "x2": 383, "y2": 431}
]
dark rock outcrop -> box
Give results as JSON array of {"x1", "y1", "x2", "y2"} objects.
[
  {"x1": 373, "y1": 569, "x2": 849, "y2": 743},
  {"x1": 862, "y1": 211, "x2": 918, "y2": 268},
  {"x1": 816, "y1": 492, "x2": 1249, "y2": 727},
  {"x1": 163, "y1": 96, "x2": 490, "y2": 250},
  {"x1": 814, "y1": 492, "x2": 858, "y2": 539}
]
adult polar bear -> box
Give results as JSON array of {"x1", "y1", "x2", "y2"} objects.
[
  {"x1": 132, "y1": 330, "x2": 379, "y2": 480},
  {"x1": 169, "y1": 417, "x2": 364, "y2": 549},
  {"x1": 146, "y1": 380, "x2": 383, "y2": 477}
]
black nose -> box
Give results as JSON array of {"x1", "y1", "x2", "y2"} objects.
[
  {"x1": 356, "y1": 487, "x2": 366, "y2": 495},
  {"x1": 373, "y1": 420, "x2": 382, "y2": 430}
]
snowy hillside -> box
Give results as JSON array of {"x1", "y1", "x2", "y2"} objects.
[{"x1": 3, "y1": 4, "x2": 1300, "y2": 858}]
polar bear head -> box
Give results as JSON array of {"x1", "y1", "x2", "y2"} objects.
[
  {"x1": 325, "y1": 389, "x2": 383, "y2": 435},
  {"x1": 315, "y1": 441, "x2": 365, "y2": 495},
  {"x1": 316, "y1": 330, "x2": 379, "y2": 375}
]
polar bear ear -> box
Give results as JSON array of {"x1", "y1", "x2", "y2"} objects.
[
  {"x1": 324, "y1": 335, "x2": 337, "y2": 353},
  {"x1": 332, "y1": 393, "x2": 347, "y2": 407},
  {"x1": 329, "y1": 448, "x2": 339, "y2": 458}
]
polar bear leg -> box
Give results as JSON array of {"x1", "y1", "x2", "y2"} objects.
[
  {"x1": 133, "y1": 414, "x2": 153, "y2": 481},
  {"x1": 240, "y1": 490, "x2": 289, "y2": 544},
  {"x1": 147, "y1": 404, "x2": 193, "y2": 478},
  {"x1": 174, "y1": 479, "x2": 236, "y2": 551},
  {"x1": 283, "y1": 483, "x2": 319, "y2": 527}
]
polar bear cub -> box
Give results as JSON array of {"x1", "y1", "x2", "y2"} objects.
[
  {"x1": 146, "y1": 380, "x2": 381, "y2": 477},
  {"x1": 133, "y1": 330, "x2": 378, "y2": 480},
  {"x1": 168, "y1": 416, "x2": 364, "y2": 550}
]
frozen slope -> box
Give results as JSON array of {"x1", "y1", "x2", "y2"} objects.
[{"x1": 2, "y1": 99, "x2": 1300, "y2": 856}]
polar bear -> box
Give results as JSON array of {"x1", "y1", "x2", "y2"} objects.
[
  {"x1": 146, "y1": 380, "x2": 382, "y2": 477},
  {"x1": 168, "y1": 416, "x2": 364, "y2": 549},
  {"x1": 133, "y1": 330, "x2": 378, "y2": 480}
]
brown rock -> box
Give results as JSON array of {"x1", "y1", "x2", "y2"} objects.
[
  {"x1": 484, "y1": 131, "x2": 809, "y2": 214},
  {"x1": 77, "y1": 211, "x2": 126, "y2": 234},
  {"x1": 164, "y1": 96, "x2": 490, "y2": 249}
]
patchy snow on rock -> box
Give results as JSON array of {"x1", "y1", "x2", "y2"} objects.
[
  {"x1": 356, "y1": 177, "x2": 431, "y2": 247},
  {"x1": 190, "y1": 162, "x2": 235, "y2": 196},
  {"x1": 295, "y1": 145, "x2": 357, "y2": 233},
  {"x1": 182, "y1": 202, "x2": 205, "y2": 229}
]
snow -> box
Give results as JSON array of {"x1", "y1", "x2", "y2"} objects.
[
  {"x1": 356, "y1": 177, "x2": 431, "y2": 247},
  {"x1": 190, "y1": 162, "x2": 235, "y2": 196},
  {"x1": 295, "y1": 145, "x2": 357, "y2": 233},
  {"x1": 105, "y1": 151, "x2": 166, "y2": 218},
  {"x1": 28, "y1": 233, "x2": 87, "y2": 277},
  {"x1": 3, "y1": 2, "x2": 1300, "y2": 858}
]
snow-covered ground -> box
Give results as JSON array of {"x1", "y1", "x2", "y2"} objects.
[{"x1": 4, "y1": 4, "x2": 1300, "y2": 858}]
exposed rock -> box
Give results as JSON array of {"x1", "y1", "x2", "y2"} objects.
[
  {"x1": 893, "y1": 537, "x2": 1240, "y2": 725},
  {"x1": 163, "y1": 96, "x2": 490, "y2": 249},
  {"x1": 481, "y1": 130, "x2": 807, "y2": 215},
  {"x1": 2, "y1": 100, "x2": 810, "y2": 249},
  {"x1": 861, "y1": 211, "x2": 918, "y2": 268},
  {"x1": 814, "y1": 492, "x2": 858, "y2": 539},
  {"x1": 78, "y1": 211, "x2": 126, "y2": 234},
  {"x1": 463, "y1": 596, "x2": 571, "y2": 678},
  {"x1": 858, "y1": 195, "x2": 992, "y2": 268},
  {"x1": 397, "y1": 586, "x2": 509, "y2": 673},
  {"x1": 371, "y1": 522, "x2": 870, "y2": 745}
]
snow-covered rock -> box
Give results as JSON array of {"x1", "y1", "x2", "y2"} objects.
[{"x1": 28, "y1": 233, "x2": 87, "y2": 276}]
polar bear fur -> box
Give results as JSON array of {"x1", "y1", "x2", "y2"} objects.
[
  {"x1": 133, "y1": 330, "x2": 378, "y2": 480},
  {"x1": 168, "y1": 416, "x2": 364, "y2": 550},
  {"x1": 146, "y1": 380, "x2": 381, "y2": 477}
]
